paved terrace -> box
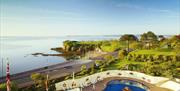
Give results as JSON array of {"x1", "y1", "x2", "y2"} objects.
[{"x1": 55, "y1": 70, "x2": 180, "y2": 91}]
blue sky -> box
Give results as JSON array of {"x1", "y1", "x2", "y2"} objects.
[{"x1": 0, "y1": 0, "x2": 179, "y2": 36}]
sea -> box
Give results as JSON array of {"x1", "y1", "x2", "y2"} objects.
[{"x1": 0, "y1": 35, "x2": 120, "y2": 77}]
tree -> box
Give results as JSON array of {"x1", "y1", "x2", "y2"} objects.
[
  {"x1": 120, "y1": 34, "x2": 138, "y2": 51},
  {"x1": 140, "y1": 31, "x2": 158, "y2": 41},
  {"x1": 31, "y1": 73, "x2": 46, "y2": 90},
  {"x1": 158, "y1": 35, "x2": 166, "y2": 42},
  {"x1": 140, "y1": 31, "x2": 158, "y2": 49},
  {"x1": 168, "y1": 35, "x2": 180, "y2": 43},
  {"x1": 120, "y1": 34, "x2": 138, "y2": 41},
  {"x1": 63, "y1": 40, "x2": 81, "y2": 51}
]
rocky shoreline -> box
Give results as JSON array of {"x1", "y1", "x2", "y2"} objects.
[
  {"x1": 32, "y1": 53, "x2": 61, "y2": 56},
  {"x1": 32, "y1": 47, "x2": 82, "y2": 56},
  {"x1": 32, "y1": 47, "x2": 84, "y2": 60}
]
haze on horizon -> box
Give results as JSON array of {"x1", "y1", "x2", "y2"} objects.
[{"x1": 0, "y1": 0, "x2": 180, "y2": 36}]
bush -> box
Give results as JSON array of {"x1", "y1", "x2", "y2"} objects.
[
  {"x1": 0, "y1": 82, "x2": 18, "y2": 91},
  {"x1": 104, "y1": 55, "x2": 115, "y2": 65},
  {"x1": 127, "y1": 64, "x2": 143, "y2": 71},
  {"x1": 127, "y1": 54, "x2": 133, "y2": 60},
  {"x1": 90, "y1": 64, "x2": 95, "y2": 74},
  {"x1": 30, "y1": 73, "x2": 46, "y2": 89},
  {"x1": 79, "y1": 65, "x2": 88, "y2": 75},
  {"x1": 172, "y1": 56, "x2": 177, "y2": 62},
  {"x1": 141, "y1": 55, "x2": 147, "y2": 61},
  {"x1": 129, "y1": 42, "x2": 143, "y2": 49},
  {"x1": 118, "y1": 50, "x2": 128, "y2": 59},
  {"x1": 101, "y1": 40, "x2": 121, "y2": 52},
  {"x1": 95, "y1": 60, "x2": 103, "y2": 68}
]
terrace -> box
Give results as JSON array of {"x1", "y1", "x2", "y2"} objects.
[{"x1": 55, "y1": 70, "x2": 180, "y2": 91}]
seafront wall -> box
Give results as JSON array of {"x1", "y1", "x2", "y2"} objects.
[{"x1": 55, "y1": 70, "x2": 180, "y2": 91}]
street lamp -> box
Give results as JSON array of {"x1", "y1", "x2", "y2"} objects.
[
  {"x1": 45, "y1": 59, "x2": 49, "y2": 91},
  {"x1": 1, "y1": 58, "x2": 3, "y2": 77},
  {"x1": 126, "y1": 39, "x2": 129, "y2": 53}
]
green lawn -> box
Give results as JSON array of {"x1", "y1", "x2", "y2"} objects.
[
  {"x1": 130, "y1": 50, "x2": 176, "y2": 56},
  {"x1": 105, "y1": 59, "x2": 147, "y2": 70}
]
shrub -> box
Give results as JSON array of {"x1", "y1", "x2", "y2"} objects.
[
  {"x1": 95, "y1": 60, "x2": 103, "y2": 68},
  {"x1": 80, "y1": 65, "x2": 88, "y2": 75},
  {"x1": 127, "y1": 54, "x2": 133, "y2": 60},
  {"x1": 90, "y1": 64, "x2": 95, "y2": 74},
  {"x1": 30, "y1": 73, "x2": 46, "y2": 89},
  {"x1": 172, "y1": 56, "x2": 177, "y2": 62},
  {"x1": 0, "y1": 82, "x2": 18, "y2": 91},
  {"x1": 142, "y1": 55, "x2": 147, "y2": 61},
  {"x1": 118, "y1": 50, "x2": 128, "y2": 59},
  {"x1": 147, "y1": 55, "x2": 154, "y2": 62}
]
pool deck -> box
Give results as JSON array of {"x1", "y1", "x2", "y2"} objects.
[
  {"x1": 55, "y1": 70, "x2": 180, "y2": 91},
  {"x1": 82, "y1": 77, "x2": 172, "y2": 91}
]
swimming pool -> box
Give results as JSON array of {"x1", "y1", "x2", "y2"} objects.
[{"x1": 104, "y1": 80, "x2": 149, "y2": 91}]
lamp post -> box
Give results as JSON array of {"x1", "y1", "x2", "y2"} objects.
[
  {"x1": 45, "y1": 59, "x2": 49, "y2": 91},
  {"x1": 126, "y1": 39, "x2": 129, "y2": 53},
  {"x1": 73, "y1": 72, "x2": 75, "y2": 81},
  {"x1": 1, "y1": 58, "x2": 3, "y2": 77},
  {"x1": 92, "y1": 83, "x2": 95, "y2": 91}
]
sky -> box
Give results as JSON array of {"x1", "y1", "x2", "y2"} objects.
[{"x1": 0, "y1": 0, "x2": 180, "y2": 36}]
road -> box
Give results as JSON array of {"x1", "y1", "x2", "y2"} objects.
[
  {"x1": 0, "y1": 51, "x2": 118, "y2": 88},
  {"x1": 0, "y1": 60, "x2": 94, "y2": 88}
]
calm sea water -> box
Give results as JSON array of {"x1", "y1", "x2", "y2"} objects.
[{"x1": 0, "y1": 36, "x2": 119, "y2": 77}]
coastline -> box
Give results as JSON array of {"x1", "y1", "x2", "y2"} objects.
[{"x1": 0, "y1": 36, "x2": 120, "y2": 77}]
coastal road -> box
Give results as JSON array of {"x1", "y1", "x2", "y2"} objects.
[
  {"x1": 0, "y1": 51, "x2": 118, "y2": 88},
  {"x1": 0, "y1": 59, "x2": 94, "y2": 88}
]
